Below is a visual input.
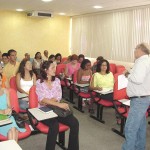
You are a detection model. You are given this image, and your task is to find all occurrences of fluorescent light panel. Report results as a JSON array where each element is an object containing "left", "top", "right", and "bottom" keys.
[
  {"left": 93, "top": 6, "right": 103, "bottom": 9},
  {"left": 16, "top": 9, "right": 24, "bottom": 11},
  {"left": 42, "top": 0, "right": 53, "bottom": 2},
  {"left": 59, "top": 12, "right": 66, "bottom": 15}
]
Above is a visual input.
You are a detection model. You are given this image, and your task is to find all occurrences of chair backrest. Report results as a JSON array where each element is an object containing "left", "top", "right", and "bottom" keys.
[
  {"left": 109, "top": 63, "right": 116, "bottom": 75},
  {"left": 9, "top": 88, "right": 19, "bottom": 113},
  {"left": 56, "top": 64, "right": 66, "bottom": 76},
  {"left": 72, "top": 70, "right": 78, "bottom": 83},
  {"left": 29, "top": 85, "right": 38, "bottom": 108},
  {"left": 61, "top": 57, "right": 68, "bottom": 63},
  {"left": 113, "top": 73, "right": 129, "bottom": 100},
  {"left": 10, "top": 76, "right": 17, "bottom": 91},
  {"left": 116, "top": 65, "right": 126, "bottom": 74}
]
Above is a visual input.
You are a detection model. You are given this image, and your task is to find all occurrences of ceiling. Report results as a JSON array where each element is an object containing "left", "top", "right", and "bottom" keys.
[{"left": 0, "top": 0, "right": 150, "bottom": 16}]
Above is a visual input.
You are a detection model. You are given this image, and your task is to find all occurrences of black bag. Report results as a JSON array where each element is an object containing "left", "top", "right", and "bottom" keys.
[
  {"left": 48, "top": 105, "right": 73, "bottom": 118},
  {"left": 12, "top": 110, "right": 25, "bottom": 128}
]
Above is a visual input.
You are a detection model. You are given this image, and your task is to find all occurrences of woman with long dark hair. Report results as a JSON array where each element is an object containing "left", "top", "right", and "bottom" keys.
[
  {"left": 90, "top": 59, "right": 114, "bottom": 101},
  {"left": 16, "top": 59, "right": 36, "bottom": 110},
  {"left": 36, "top": 61, "right": 79, "bottom": 150},
  {"left": 32, "top": 52, "right": 43, "bottom": 78}
]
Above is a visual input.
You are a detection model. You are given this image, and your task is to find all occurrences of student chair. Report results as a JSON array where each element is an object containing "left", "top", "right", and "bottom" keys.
[
  {"left": 72, "top": 70, "right": 91, "bottom": 113},
  {"left": 109, "top": 63, "right": 116, "bottom": 74},
  {"left": 28, "top": 85, "right": 69, "bottom": 148},
  {"left": 61, "top": 57, "right": 68, "bottom": 63},
  {"left": 0, "top": 88, "right": 31, "bottom": 141},
  {"left": 10, "top": 76, "right": 17, "bottom": 91},
  {"left": 56, "top": 64, "right": 67, "bottom": 98},
  {"left": 10, "top": 76, "right": 27, "bottom": 113},
  {"left": 116, "top": 65, "right": 126, "bottom": 73},
  {"left": 111, "top": 73, "right": 129, "bottom": 137}
]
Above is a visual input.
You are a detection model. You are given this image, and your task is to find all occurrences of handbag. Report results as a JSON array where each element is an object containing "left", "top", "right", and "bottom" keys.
[
  {"left": 48, "top": 105, "right": 73, "bottom": 118},
  {"left": 12, "top": 110, "right": 25, "bottom": 128}
]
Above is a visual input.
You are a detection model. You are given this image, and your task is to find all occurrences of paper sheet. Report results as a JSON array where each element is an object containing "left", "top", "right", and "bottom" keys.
[{"left": 118, "top": 75, "right": 128, "bottom": 90}]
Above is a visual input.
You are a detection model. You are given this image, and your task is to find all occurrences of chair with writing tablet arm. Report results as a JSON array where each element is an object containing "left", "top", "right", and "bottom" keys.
[
  {"left": 0, "top": 88, "right": 31, "bottom": 141},
  {"left": 10, "top": 76, "right": 27, "bottom": 113},
  {"left": 56, "top": 64, "right": 67, "bottom": 99},
  {"left": 28, "top": 85, "right": 69, "bottom": 148},
  {"left": 72, "top": 70, "right": 92, "bottom": 113}
]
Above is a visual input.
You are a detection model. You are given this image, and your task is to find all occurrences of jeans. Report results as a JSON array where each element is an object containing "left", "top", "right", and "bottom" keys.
[
  {"left": 19, "top": 99, "right": 29, "bottom": 110},
  {"left": 122, "top": 96, "right": 150, "bottom": 150}
]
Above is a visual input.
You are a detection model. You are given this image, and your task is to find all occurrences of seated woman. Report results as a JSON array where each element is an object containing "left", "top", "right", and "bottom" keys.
[
  {"left": 48, "top": 54, "right": 55, "bottom": 62},
  {"left": 32, "top": 52, "right": 43, "bottom": 78},
  {"left": 65, "top": 54, "right": 80, "bottom": 78},
  {"left": 0, "top": 73, "right": 25, "bottom": 142},
  {"left": 78, "top": 54, "right": 85, "bottom": 64},
  {"left": 16, "top": 59, "right": 36, "bottom": 110},
  {"left": 0, "top": 64, "right": 9, "bottom": 88},
  {"left": 77, "top": 59, "right": 92, "bottom": 84},
  {"left": 54, "top": 53, "right": 62, "bottom": 65},
  {"left": 90, "top": 59, "right": 114, "bottom": 101},
  {"left": 91, "top": 56, "right": 104, "bottom": 73},
  {"left": 36, "top": 61, "right": 79, "bottom": 150}
]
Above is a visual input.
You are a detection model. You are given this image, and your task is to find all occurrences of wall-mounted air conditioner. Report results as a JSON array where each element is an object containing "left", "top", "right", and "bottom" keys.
[{"left": 27, "top": 11, "right": 53, "bottom": 18}]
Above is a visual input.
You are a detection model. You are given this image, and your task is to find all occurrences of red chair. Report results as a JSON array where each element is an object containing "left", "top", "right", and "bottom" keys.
[
  {"left": 72, "top": 70, "right": 91, "bottom": 113},
  {"left": 10, "top": 76, "right": 17, "bottom": 91},
  {"left": 116, "top": 65, "right": 126, "bottom": 73},
  {"left": 10, "top": 77, "right": 28, "bottom": 113},
  {"left": 109, "top": 63, "right": 116, "bottom": 75},
  {"left": 28, "top": 86, "right": 69, "bottom": 147},
  {"left": 111, "top": 73, "right": 129, "bottom": 137},
  {"left": 61, "top": 57, "right": 68, "bottom": 63},
  {"left": 56, "top": 64, "right": 66, "bottom": 76},
  {"left": 56, "top": 64, "right": 67, "bottom": 98},
  {"left": 0, "top": 88, "right": 31, "bottom": 141},
  {"left": 90, "top": 91, "right": 115, "bottom": 123}
]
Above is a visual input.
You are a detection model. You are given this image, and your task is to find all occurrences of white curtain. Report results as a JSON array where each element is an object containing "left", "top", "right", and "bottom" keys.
[{"left": 71, "top": 6, "right": 150, "bottom": 62}]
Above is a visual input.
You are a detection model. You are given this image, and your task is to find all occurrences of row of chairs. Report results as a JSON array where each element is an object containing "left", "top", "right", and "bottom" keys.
[
  {"left": 56, "top": 63, "right": 149, "bottom": 138},
  {"left": 55, "top": 63, "right": 126, "bottom": 113}
]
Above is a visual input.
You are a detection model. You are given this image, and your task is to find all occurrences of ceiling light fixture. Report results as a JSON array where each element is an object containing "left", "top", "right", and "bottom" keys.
[
  {"left": 16, "top": 9, "right": 24, "bottom": 12},
  {"left": 93, "top": 6, "right": 103, "bottom": 9},
  {"left": 42, "top": 0, "right": 53, "bottom": 2},
  {"left": 59, "top": 13, "right": 66, "bottom": 15}
]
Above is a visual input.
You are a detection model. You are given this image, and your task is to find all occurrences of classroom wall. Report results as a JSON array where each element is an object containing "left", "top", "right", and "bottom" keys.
[{"left": 0, "top": 11, "right": 70, "bottom": 59}]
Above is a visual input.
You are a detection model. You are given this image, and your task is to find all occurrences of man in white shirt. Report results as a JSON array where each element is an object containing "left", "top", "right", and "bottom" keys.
[{"left": 122, "top": 43, "right": 150, "bottom": 150}]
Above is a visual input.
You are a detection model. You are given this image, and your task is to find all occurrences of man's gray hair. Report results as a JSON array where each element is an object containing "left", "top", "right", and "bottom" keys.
[{"left": 136, "top": 43, "right": 150, "bottom": 55}]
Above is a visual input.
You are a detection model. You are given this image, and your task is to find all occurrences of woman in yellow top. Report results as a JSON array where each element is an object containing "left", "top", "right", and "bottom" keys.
[{"left": 90, "top": 59, "right": 114, "bottom": 101}]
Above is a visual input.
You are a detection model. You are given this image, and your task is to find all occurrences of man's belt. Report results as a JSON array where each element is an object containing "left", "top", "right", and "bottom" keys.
[{"left": 130, "top": 95, "right": 150, "bottom": 99}]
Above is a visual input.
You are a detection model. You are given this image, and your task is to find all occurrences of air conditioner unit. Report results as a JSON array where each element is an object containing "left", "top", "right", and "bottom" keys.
[{"left": 27, "top": 11, "right": 52, "bottom": 18}]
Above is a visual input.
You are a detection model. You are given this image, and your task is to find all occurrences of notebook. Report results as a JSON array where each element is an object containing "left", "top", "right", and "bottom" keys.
[
  {"left": 38, "top": 106, "right": 53, "bottom": 113},
  {"left": 0, "top": 114, "right": 9, "bottom": 121}
]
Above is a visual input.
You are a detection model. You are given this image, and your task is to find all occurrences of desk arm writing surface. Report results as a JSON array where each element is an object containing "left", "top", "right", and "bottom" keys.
[
  {"left": 27, "top": 109, "right": 39, "bottom": 130},
  {"left": 113, "top": 100, "right": 129, "bottom": 116}
]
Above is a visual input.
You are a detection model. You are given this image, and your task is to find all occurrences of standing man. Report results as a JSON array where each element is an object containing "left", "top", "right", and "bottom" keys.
[
  {"left": 43, "top": 50, "right": 49, "bottom": 61},
  {"left": 3, "top": 49, "right": 20, "bottom": 81},
  {"left": 122, "top": 43, "right": 150, "bottom": 150}
]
